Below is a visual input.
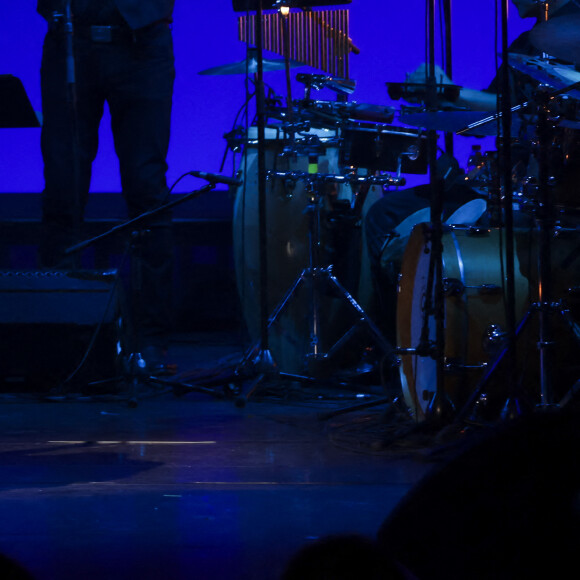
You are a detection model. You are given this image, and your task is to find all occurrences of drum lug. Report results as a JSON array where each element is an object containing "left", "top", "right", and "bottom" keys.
[{"left": 443, "top": 277, "right": 464, "bottom": 297}]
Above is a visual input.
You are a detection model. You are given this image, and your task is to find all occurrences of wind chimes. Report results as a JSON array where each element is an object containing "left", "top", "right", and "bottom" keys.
[{"left": 238, "top": 8, "right": 354, "bottom": 79}]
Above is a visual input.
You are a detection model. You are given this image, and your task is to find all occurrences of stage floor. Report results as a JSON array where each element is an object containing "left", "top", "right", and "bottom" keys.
[
  {"left": 1, "top": 331, "right": 578, "bottom": 579},
  {"left": 0, "top": 330, "right": 442, "bottom": 580}
]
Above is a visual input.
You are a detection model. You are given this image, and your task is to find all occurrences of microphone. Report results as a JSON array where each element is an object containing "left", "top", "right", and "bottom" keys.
[{"left": 189, "top": 171, "right": 243, "bottom": 187}]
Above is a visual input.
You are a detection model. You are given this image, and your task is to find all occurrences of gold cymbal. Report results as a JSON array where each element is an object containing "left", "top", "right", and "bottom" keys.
[{"left": 199, "top": 56, "right": 304, "bottom": 76}]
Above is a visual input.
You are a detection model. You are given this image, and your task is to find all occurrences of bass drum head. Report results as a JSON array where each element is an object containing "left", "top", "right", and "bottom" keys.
[
  {"left": 233, "top": 135, "right": 382, "bottom": 374},
  {"left": 396, "top": 223, "right": 580, "bottom": 421}
]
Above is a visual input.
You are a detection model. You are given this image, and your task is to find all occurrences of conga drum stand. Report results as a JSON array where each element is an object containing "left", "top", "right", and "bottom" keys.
[{"left": 235, "top": 170, "right": 401, "bottom": 406}]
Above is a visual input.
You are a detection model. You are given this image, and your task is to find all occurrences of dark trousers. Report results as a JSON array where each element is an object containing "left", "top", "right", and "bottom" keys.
[{"left": 39, "top": 22, "right": 175, "bottom": 348}]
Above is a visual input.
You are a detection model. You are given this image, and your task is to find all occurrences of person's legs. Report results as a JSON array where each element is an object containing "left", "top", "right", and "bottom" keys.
[
  {"left": 364, "top": 186, "right": 432, "bottom": 341},
  {"left": 39, "top": 33, "right": 104, "bottom": 269},
  {"left": 105, "top": 24, "right": 175, "bottom": 352}
]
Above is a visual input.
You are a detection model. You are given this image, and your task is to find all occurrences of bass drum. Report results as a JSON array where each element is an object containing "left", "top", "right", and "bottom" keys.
[
  {"left": 233, "top": 126, "right": 382, "bottom": 373},
  {"left": 397, "top": 223, "right": 580, "bottom": 421}
]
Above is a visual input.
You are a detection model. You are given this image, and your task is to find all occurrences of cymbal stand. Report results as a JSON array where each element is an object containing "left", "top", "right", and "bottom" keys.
[
  {"left": 275, "top": 171, "right": 399, "bottom": 357},
  {"left": 494, "top": 0, "right": 519, "bottom": 417},
  {"left": 453, "top": 88, "right": 580, "bottom": 426},
  {"left": 532, "top": 88, "right": 557, "bottom": 407},
  {"left": 416, "top": 0, "right": 453, "bottom": 424},
  {"left": 443, "top": 0, "right": 521, "bottom": 426},
  {"left": 236, "top": 171, "right": 401, "bottom": 404},
  {"left": 243, "top": 0, "right": 276, "bottom": 376}
]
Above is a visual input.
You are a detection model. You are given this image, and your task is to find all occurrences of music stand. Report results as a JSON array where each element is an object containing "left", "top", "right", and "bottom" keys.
[{"left": 0, "top": 75, "right": 41, "bottom": 128}]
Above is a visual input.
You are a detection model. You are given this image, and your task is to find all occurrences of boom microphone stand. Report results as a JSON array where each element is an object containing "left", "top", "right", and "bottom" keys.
[{"left": 65, "top": 171, "right": 242, "bottom": 407}]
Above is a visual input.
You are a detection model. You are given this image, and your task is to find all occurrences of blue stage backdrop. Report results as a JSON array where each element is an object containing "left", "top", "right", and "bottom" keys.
[{"left": 0, "top": 2, "right": 531, "bottom": 194}]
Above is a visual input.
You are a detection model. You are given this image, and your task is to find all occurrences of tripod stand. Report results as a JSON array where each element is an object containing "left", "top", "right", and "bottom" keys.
[
  {"left": 65, "top": 173, "right": 241, "bottom": 407},
  {"left": 451, "top": 86, "right": 580, "bottom": 425},
  {"left": 235, "top": 169, "right": 401, "bottom": 405}
]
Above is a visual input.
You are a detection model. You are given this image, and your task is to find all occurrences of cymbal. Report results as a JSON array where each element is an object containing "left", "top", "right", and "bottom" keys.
[
  {"left": 387, "top": 82, "right": 461, "bottom": 103},
  {"left": 199, "top": 56, "right": 304, "bottom": 76},
  {"left": 401, "top": 108, "right": 543, "bottom": 138},
  {"left": 338, "top": 102, "right": 396, "bottom": 124},
  {"left": 400, "top": 110, "right": 492, "bottom": 133},
  {"left": 507, "top": 53, "right": 580, "bottom": 100},
  {"left": 529, "top": 14, "right": 580, "bottom": 65},
  {"left": 295, "top": 100, "right": 396, "bottom": 125}
]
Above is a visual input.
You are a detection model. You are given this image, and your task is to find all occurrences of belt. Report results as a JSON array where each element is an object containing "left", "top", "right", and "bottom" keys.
[{"left": 76, "top": 24, "right": 133, "bottom": 43}]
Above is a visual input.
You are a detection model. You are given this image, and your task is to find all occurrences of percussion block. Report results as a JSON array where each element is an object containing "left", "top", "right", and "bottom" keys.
[
  {"left": 340, "top": 124, "right": 428, "bottom": 174},
  {"left": 0, "top": 270, "right": 123, "bottom": 391}
]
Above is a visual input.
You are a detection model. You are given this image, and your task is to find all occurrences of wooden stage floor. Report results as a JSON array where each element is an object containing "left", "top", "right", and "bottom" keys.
[{"left": 0, "top": 331, "right": 578, "bottom": 580}]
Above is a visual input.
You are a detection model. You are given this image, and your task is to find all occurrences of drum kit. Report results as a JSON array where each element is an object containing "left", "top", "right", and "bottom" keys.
[{"left": 201, "top": 6, "right": 580, "bottom": 423}]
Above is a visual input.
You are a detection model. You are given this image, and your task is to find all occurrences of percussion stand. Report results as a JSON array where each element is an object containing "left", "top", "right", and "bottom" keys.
[
  {"left": 440, "top": 0, "right": 523, "bottom": 429},
  {"left": 524, "top": 77, "right": 580, "bottom": 408},
  {"left": 254, "top": 170, "right": 400, "bottom": 379}
]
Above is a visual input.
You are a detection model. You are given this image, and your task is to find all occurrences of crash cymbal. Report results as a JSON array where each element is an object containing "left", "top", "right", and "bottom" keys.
[
  {"left": 387, "top": 82, "right": 462, "bottom": 103},
  {"left": 339, "top": 102, "right": 396, "bottom": 124},
  {"left": 199, "top": 56, "right": 304, "bottom": 76},
  {"left": 529, "top": 14, "right": 580, "bottom": 66},
  {"left": 507, "top": 53, "right": 580, "bottom": 100},
  {"left": 294, "top": 100, "right": 396, "bottom": 125},
  {"left": 400, "top": 110, "right": 492, "bottom": 132}
]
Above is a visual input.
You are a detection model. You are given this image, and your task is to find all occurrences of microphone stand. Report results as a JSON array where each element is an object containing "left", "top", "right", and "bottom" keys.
[
  {"left": 65, "top": 173, "right": 240, "bottom": 407},
  {"left": 442, "top": 0, "right": 454, "bottom": 157}
]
